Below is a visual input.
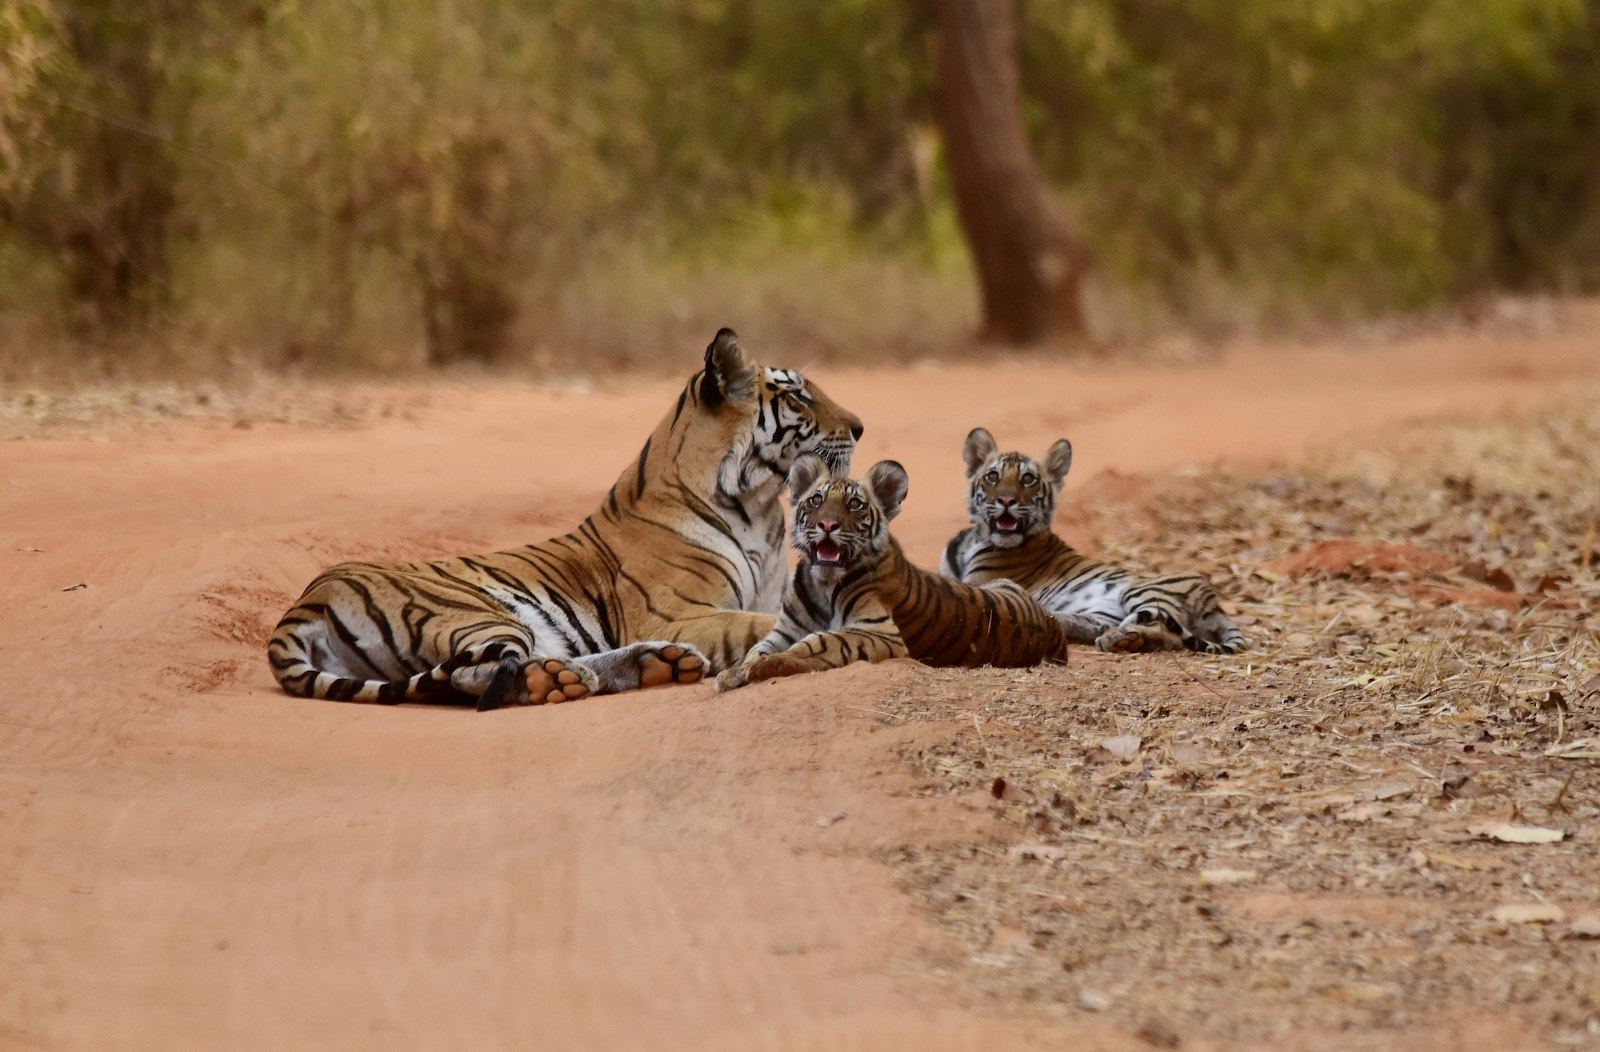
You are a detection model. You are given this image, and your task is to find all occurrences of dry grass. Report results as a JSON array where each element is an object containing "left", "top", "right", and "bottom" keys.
[
  {"left": 0, "top": 379, "right": 445, "bottom": 440},
  {"left": 869, "top": 398, "right": 1600, "bottom": 1048}
]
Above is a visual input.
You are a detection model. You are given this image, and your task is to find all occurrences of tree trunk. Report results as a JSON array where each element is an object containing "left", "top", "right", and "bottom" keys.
[{"left": 933, "top": 0, "right": 1090, "bottom": 345}]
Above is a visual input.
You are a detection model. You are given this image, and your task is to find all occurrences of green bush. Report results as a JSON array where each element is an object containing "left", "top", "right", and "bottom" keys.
[{"left": 2, "top": 0, "right": 1597, "bottom": 373}]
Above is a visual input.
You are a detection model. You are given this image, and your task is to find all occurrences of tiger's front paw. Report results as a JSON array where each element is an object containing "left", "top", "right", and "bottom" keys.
[
  {"left": 638, "top": 643, "right": 707, "bottom": 688},
  {"left": 713, "top": 665, "right": 751, "bottom": 693}
]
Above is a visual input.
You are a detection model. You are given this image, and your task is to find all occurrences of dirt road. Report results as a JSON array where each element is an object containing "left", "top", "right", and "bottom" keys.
[{"left": 3, "top": 318, "right": 1596, "bottom": 1050}]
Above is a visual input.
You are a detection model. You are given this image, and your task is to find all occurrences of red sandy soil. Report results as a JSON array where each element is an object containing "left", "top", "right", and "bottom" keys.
[{"left": 2, "top": 319, "right": 1597, "bottom": 1051}]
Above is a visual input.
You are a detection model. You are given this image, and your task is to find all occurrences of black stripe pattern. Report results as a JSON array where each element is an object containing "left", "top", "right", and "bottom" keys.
[
  {"left": 715, "top": 457, "right": 1066, "bottom": 692},
  {"left": 266, "top": 330, "right": 864, "bottom": 707},
  {"left": 938, "top": 429, "right": 1246, "bottom": 655}
]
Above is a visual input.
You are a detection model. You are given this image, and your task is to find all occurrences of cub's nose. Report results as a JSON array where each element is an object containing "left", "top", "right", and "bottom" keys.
[
  {"left": 998, "top": 496, "right": 1018, "bottom": 508},
  {"left": 818, "top": 519, "right": 840, "bottom": 533},
  {"left": 849, "top": 421, "right": 864, "bottom": 441}
]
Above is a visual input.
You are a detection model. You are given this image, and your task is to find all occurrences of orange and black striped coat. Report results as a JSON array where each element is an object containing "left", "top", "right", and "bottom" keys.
[{"left": 715, "top": 456, "right": 1066, "bottom": 691}]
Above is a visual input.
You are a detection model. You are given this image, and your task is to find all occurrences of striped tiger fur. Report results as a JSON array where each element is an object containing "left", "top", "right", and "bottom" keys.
[
  {"left": 714, "top": 454, "right": 1067, "bottom": 692},
  {"left": 268, "top": 329, "right": 863, "bottom": 710},
  {"left": 940, "top": 428, "right": 1245, "bottom": 654}
]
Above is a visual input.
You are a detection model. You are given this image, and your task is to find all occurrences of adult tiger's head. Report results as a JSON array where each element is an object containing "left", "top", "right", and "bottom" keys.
[
  {"left": 687, "top": 328, "right": 862, "bottom": 498},
  {"left": 786, "top": 454, "right": 908, "bottom": 583},
  {"left": 961, "top": 427, "right": 1073, "bottom": 548}
]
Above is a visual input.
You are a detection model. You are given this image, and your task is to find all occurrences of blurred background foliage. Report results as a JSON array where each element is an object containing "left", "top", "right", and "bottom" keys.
[{"left": 1, "top": 0, "right": 1597, "bottom": 377}]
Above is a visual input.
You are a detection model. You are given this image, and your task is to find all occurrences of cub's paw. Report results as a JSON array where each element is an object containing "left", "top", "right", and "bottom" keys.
[
  {"left": 637, "top": 643, "right": 707, "bottom": 689},
  {"left": 524, "top": 657, "right": 599, "bottom": 705},
  {"left": 713, "top": 664, "right": 752, "bottom": 694},
  {"left": 1095, "top": 626, "right": 1152, "bottom": 654},
  {"left": 715, "top": 654, "right": 813, "bottom": 693}
]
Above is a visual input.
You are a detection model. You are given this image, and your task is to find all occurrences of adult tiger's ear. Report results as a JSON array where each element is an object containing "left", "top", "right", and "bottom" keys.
[
  {"left": 787, "top": 453, "right": 829, "bottom": 503},
  {"left": 962, "top": 427, "right": 997, "bottom": 477},
  {"left": 1044, "top": 438, "right": 1073, "bottom": 488},
  {"left": 700, "top": 328, "right": 759, "bottom": 409},
  {"left": 865, "top": 460, "right": 910, "bottom": 521}
]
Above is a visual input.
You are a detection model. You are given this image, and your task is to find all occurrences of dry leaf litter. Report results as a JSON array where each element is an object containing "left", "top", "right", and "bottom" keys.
[{"left": 871, "top": 397, "right": 1600, "bottom": 1048}]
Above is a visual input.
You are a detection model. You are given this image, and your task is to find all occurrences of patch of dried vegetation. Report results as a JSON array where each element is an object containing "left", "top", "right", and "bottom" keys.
[
  {"left": 875, "top": 398, "right": 1600, "bottom": 1048},
  {"left": 0, "top": 381, "right": 436, "bottom": 440}
]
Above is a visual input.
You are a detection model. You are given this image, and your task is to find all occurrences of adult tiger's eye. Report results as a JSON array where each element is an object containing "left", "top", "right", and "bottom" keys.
[
  {"left": 984, "top": 470, "right": 1000, "bottom": 484},
  {"left": 1021, "top": 473, "right": 1038, "bottom": 487}
]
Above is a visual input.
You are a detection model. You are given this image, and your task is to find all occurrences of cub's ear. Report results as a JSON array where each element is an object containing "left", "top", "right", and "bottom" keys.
[
  {"left": 1044, "top": 438, "right": 1073, "bottom": 488},
  {"left": 865, "top": 460, "right": 910, "bottom": 520},
  {"left": 700, "top": 328, "right": 759, "bottom": 409},
  {"left": 962, "top": 427, "right": 997, "bottom": 477},
  {"left": 787, "top": 453, "right": 829, "bottom": 503}
]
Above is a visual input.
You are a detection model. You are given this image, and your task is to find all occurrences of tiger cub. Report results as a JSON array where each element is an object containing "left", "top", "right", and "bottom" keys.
[
  {"left": 714, "top": 455, "right": 1066, "bottom": 692},
  {"left": 940, "top": 428, "right": 1245, "bottom": 654}
]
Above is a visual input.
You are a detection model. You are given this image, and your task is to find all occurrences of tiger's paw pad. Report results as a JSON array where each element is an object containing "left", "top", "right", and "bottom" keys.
[
  {"left": 638, "top": 644, "right": 707, "bottom": 688},
  {"left": 1096, "top": 627, "right": 1152, "bottom": 654},
  {"left": 525, "top": 658, "right": 596, "bottom": 704}
]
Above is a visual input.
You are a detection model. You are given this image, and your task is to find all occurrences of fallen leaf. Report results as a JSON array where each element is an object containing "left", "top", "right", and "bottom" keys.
[
  {"left": 1100, "top": 735, "right": 1142, "bottom": 761},
  {"left": 1544, "top": 739, "right": 1600, "bottom": 760},
  {"left": 1489, "top": 903, "right": 1566, "bottom": 925},
  {"left": 61, "top": 582, "right": 89, "bottom": 592},
  {"left": 815, "top": 810, "right": 847, "bottom": 828},
  {"left": 1077, "top": 988, "right": 1110, "bottom": 1012},
  {"left": 990, "top": 777, "right": 1029, "bottom": 802},
  {"left": 1560, "top": 914, "right": 1600, "bottom": 939},
  {"left": 1134, "top": 1018, "right": 1181, "bottom": 1048},
  {"left": 1009, "top": 843, "right": 1070, "bottom": 862},
  {"left": 1199, "top": 868, "right": 1258, "bottom": 886},
  {"left": 1170, "top": 744, "right": 1220, "bottom": 770},
  {"left": 1468, "top": 822, "right": 1565, "bottom": 844},
  {"left": 1337, "top": 802, "right": 1391, "bottom": 823},
  {"left": 1331, "top": 982, "right": 1395, "bottom": 1003},
  {"left": 989, "top": 924, "right": 1033, "bottom": 952},
  {"left": 1424, "top": 851, "right": 1497, "bottom": 871},
  {"left": 1480, "top": 566, "right": 1518, "bottom": 592},
  {"left": 1579, "top": 673, "right": 1600, "bottom": 695},
  {"left": 1370, "top": 783, "right": 1413, "bottom": 801}
]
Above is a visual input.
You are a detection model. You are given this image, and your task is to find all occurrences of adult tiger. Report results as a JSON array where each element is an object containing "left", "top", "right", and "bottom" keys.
[
  {"left": 715, "top": 454, "right": 1066, "bottom": 692},
  {"left": 268, "top": 329, "right": 863, "bottom": 710},
  {"left": 940, "top": 428, "right": 1245, "bottom": 654}
]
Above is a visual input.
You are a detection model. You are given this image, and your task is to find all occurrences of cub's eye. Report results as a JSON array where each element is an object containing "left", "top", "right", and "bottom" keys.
[
  {"left": 983, "top": 470, "right": 1000, "bottom": 484},
  {"left": 807, "top": 492, "right": 825, "bottom": 508},
  {"left": 1021, "top": 473, "right": 1038, "bottom": 487},
  {"left": 846, "top": 497, "right": 866, "bottom": 512}
]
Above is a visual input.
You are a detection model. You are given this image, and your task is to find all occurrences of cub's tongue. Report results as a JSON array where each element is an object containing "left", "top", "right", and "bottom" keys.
[
  {"left": 814, "top": 537, "right": 844, "bottom": 564},
  {"left": 995, "top": 511, "right": 1019, "bottom": 532}
]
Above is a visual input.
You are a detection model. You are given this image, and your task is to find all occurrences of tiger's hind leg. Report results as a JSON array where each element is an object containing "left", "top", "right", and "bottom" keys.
[
  {"left": 567, "top": 641, "right": 708, "bottom": 696},
  {"left": 1057, "top": 611, "right": 1119, "bottom": 645},
  {"left": 450, "top": 648, "right": 599, "bottom": 711},
  {"left": 1104, "top": 573, "right": 1229, "bottom": 654},
  {"left": 520, "top": 657, "right": 601, "bottom": 707},
  {"left": 1189, "top": 606, "right": 1246, "bottom": 653},
  {"left": 1095, "top": 608, "right": 1189, "bottom": 653}
]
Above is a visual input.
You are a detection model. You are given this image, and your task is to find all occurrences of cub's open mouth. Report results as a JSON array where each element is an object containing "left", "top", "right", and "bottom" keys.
[
  {"left": 812, "top": 537, "right": 846, "bottom": 565},
  {"left": 994, "top": 510, "right": 1020, "bottom": 533}
]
